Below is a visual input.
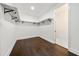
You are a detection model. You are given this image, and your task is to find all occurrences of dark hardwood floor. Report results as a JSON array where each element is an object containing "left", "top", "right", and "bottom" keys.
[{"left": 10, "top": 37, "right": 77, "bottom": 56}]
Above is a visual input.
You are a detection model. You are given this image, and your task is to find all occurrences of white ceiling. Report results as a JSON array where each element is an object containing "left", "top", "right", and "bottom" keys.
[
  {"left": 5, "top": 3, "right": 64, "bottom": 22},
  {"left": 7, "top": 3, "right": 58, "bottom": 17}
]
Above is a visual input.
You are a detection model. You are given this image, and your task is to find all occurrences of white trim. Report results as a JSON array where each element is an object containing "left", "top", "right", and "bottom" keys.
[
  {"left": 40, "top": 36, "right": 55, "bottom": 44},
  {"left": 69, "top": 48, "right": 79, "bottom": 55},
  {"left": 16, "top": 36, "right": 39, "bottom": 40},
  {"left": 56, "top": 38, "right": 68, "bottom": 49}
]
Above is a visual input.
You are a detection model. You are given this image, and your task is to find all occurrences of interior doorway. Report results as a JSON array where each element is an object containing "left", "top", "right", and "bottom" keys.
[{"left": 54, "top": 4, "right": 68, "bottom": 49}]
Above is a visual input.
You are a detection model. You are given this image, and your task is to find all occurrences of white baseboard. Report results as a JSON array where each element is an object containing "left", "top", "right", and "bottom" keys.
[
  {"left": 40, "top": 36, "right": 55, "bottom": 44},
  {"left": 16, "top": 36, "right": 40, "bottom": 40},
  {"left": 69, "top": 48, "right": 79, "bottom": 55},
  {"left": 56, "top": 38, "right": 68, "bottom": 49},
  {"left": 16, "top": 36, "right": 39, "bottom": 40},
  {"left": 56, "top": 41, "right": 68, "bottom": 49}
]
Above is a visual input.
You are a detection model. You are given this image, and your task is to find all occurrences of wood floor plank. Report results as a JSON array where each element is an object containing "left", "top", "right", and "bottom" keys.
[{"left": 10, "top": 37, "right": 77, "bottom": 56}]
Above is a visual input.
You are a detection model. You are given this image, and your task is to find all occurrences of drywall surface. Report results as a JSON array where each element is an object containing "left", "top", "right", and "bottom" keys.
[
  {"left": 38, "top": 10, "right": 55, "bottom": 43},
  {"left": 38, "top": 9, "right": 54, "bottom": 21},
  {"left": 0, "top": 14, "right": 39, "bottom": 56},
  {"left": 0, "top": 4, "right": 16, "bottom": 56},
  {"left": 39, "top": 24, "right": 55, "bottom": 43},
  {"left": 15, "top": 25, "right": 39, "bottom": 40},
  {"left": 0, "top": 20, "right": 16, "bottom": 56},
  {"left": 69, "top": 3, "right": 79, "bottom": 55},
  {"left": 0, "top": 4, "right": 3, "bottom": 56},
  {"left": 54, "top": 4, "right": 68, "bottom": 48}
]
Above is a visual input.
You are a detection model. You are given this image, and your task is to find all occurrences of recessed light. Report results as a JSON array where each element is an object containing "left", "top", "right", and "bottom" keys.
[{"left": 30, "top": 6, "right": 35, "bottom": 10}]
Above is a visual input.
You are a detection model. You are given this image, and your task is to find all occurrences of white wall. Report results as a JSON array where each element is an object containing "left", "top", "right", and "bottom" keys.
[
  {"left": 19, "top": 14, "right": 38, "bottom": 22},
  {"left": 15, "top": 25, "right": 39, "bottom": 40},
  {"left": 53, "top": 4, "right": 68, "bottom": 48},
  {"left": 0, "top": 4, "right": 16, "bottom": 56},
  {"left": 38, "top": 9, "right": 54, "bottom": 21},
  {"left": 0, "top": 20, "right": 16, "bottom": 56},
  {"left": 38, "top": 10, "right": 55, "bottom": 43},
  {"left": 69, "top": 3, "right": 79, "bottom": 55},
  {"left": 39, "top": 24, "right": 55, "bottom": 43},
  {"left": 0, "top": 4, "right": 3, "bottom": 56}
]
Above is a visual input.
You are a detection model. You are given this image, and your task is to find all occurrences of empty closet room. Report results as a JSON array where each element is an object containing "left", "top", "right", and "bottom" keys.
[{"left": 0, "top": 3, "right": 79, "bottom": 56}]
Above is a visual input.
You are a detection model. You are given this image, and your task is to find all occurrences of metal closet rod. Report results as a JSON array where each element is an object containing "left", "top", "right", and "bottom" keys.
[{"left": 19, "top": 18, "right": 52, "bottom": 25}]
